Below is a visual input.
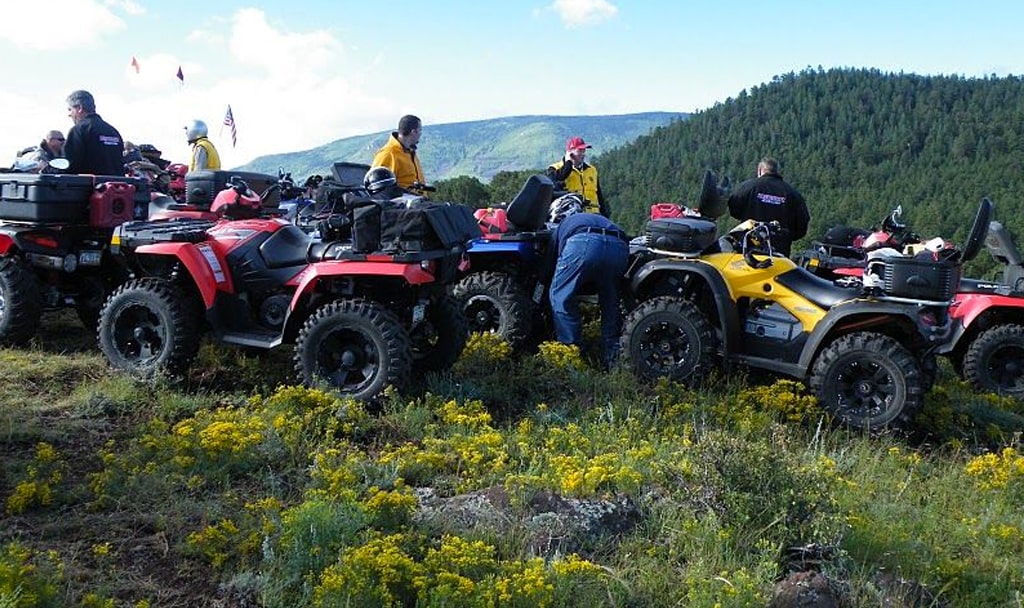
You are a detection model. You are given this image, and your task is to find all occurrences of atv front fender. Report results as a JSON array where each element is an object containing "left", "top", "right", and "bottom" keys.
[{"left": 133, "top": 241, "right": 228, "bottom": 308}]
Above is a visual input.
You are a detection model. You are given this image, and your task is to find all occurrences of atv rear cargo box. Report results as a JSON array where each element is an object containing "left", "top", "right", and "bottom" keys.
[
  {"left": 877, "top": 257, "right": 960, "bottom": 301},
  {"left": 645, "top": 217, "right": 717, "bottom": 254},
  {"left": 185, "top": 170, "right": 279, "bottom": 209},
  {"left": 0, "top": 174, "right": 94, "bottom": 222}
]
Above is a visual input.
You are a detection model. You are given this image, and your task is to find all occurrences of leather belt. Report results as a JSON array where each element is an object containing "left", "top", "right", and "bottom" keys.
[{"left": 577, "top": 226, "right": 626, "bottom": 240}]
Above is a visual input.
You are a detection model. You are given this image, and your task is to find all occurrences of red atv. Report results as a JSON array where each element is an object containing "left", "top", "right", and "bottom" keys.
[
  {"left": 0, "top": 160, "right": 149, "bottom": 345},
  {"left": 97, "top": 177, "right": 474, "bottom": 401},
  {"left": 796, "top": 200, "right": 1024, "bottom": 396}
]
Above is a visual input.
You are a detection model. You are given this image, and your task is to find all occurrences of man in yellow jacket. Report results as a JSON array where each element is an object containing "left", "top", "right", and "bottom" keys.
[
  {"left": 546, "top": 136, "right": 608, "bottom": 217},
  {"left": 372, "top": 115, "right": 426, "bottom": 195}
]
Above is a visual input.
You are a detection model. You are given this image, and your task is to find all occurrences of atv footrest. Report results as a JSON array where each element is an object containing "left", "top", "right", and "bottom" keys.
[{"left": 218, "top": 329, "right": 283, "bottom": 349}]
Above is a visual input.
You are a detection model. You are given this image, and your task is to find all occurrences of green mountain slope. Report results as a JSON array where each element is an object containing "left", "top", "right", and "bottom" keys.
[
  {"left": 236, "top": 112, "right": 685, "bottom": 182},
  {"left": 598, "top": 68, "right": 1024, "bottom": 277}
]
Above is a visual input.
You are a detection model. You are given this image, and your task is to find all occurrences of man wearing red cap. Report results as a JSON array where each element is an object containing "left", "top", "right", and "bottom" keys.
[{"left": 546, "top": 136, "right": 609, "bottom": 217}]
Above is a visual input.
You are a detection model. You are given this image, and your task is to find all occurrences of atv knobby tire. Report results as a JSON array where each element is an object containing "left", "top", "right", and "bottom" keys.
[
  {"left": 294, "top": 298, "right": 412, "bottom": 402},
  {"left": 98, "top": 278, "right": 201, "bottom": 377},
  {"left": 962, "top": 323, "right": 1024, "bottom": 397},
  {"left": 809, "top": 332, "right": 923, "bottom": 430},
  {"left": 0, "top": 255, "right": 42, "bottom": 346},
  {"left": 410, "top": 294, "right": 469, "bottom": 374},
  {"left": 621, "top": 296, "right": 718, "bottom": 384},
  {"left": 452, "top": 271, "right": 532, "bottom": 350}
]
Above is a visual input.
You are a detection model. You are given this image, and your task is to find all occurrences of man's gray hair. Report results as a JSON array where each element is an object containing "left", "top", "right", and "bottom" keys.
[{"left": 66, "top": 90, "right": 96, "bottom": 113}]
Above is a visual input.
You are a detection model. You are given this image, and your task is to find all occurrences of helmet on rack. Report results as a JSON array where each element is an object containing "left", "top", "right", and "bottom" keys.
[
  {"left": 548, "top": 193, "right": 584, "bottom": 224},
  {"left": 364, "top": 166, "right": 397, "bottom": 195},
  {"left": 185, "top": 120, "right": 208, "bottom": 143}
]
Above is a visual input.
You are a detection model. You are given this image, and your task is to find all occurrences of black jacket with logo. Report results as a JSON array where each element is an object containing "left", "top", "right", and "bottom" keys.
[
  {"left": 727, "top": 173, "right": 809, "bottom": 256},
  {"left": 65, "top": 113, "right": 125, "bottom": 175}
]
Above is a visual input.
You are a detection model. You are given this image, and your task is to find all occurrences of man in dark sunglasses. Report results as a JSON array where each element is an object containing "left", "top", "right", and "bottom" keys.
[{"left": 18, "top": 130, "right": 66, "bottom": 173}]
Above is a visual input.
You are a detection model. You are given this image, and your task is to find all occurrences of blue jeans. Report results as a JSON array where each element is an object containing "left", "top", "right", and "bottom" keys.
[{"left": 549, "top": 234, "right": 630, "bottom": 362}]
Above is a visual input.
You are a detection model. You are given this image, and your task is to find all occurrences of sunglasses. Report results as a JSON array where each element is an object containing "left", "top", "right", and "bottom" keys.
[{"left": 50, "top": 137, "right": 64, "bottom": 141}]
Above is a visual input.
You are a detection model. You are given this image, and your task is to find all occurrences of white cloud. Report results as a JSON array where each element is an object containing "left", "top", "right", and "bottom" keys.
[
  {"left": 548, "top": 0, "right": 618, "bottom": 28},
  {"left": 0, "top": 0, "right": 125, "bottom": 50}
]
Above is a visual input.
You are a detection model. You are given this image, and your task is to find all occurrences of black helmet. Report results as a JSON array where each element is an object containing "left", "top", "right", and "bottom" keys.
[{"left": 364, "top": 166, "right": 397, "bottom": 195}]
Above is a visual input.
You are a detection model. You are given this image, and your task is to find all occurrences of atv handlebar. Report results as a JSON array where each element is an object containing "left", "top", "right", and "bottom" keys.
[
  {"left": 410, "top": 181, "right": 436, "bottom": 193},
  {"left": 742, "top": 221, "right": 777, "bottom": 270}
]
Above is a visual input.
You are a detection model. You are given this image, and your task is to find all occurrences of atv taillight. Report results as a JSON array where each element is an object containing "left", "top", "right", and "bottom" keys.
[
  {"left": 919, "top": 311, "right": 938, "bottom": 327},
  {"left": 25, "top": 234, "right": 59, "bottom": 249}
]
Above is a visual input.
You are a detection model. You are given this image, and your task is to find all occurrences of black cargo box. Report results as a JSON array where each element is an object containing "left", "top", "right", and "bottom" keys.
[
  {"left": 0, "top": 174, "right": 94, "bottom": 222},
  {"left": 185, "top": 170, "right": 279, "bottom": 208},
  {"left": 645, "top": 217, "right": 718, "bottom": 254},
  {"left": 877, "top": 256, "right": 960, "bottom": 301}
]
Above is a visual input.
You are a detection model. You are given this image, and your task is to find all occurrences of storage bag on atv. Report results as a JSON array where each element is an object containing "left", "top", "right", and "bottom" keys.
[
  {"left": 645, "top": 217, "right": 718, "bottom": 254},
  {"left": 380, "top": 202, "right": 479, "bottom": 253},
  {"left": 185, "top": 170, "right": 280, "bottom": 208}
]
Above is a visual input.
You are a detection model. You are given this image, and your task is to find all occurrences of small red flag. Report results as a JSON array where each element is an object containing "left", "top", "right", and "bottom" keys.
[
  {"left": 130, "top": 56, "right": 140, "bottom": 74},
  {"left": 176, "top": 66, "right": 184, "bottom": 84}
]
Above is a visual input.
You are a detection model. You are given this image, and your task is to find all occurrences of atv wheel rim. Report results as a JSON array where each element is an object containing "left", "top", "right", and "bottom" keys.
[
  {"left": 638, "top": 319, "right": 694, "bottom": 378},
  {"left": 986, "top": 343, "right": 1024, "bottom": 392},
  {"left": 464, "top": 295, "right": 501, "bottom": 333},
  {"left": 315, "top": 327, "right": 379, "bottom": 393},
  {"left": 834, "top": 360, "right": 896, "bottom": 418},
  {"left": 112, "top": 303, "right": 167, "bottom": 365}
]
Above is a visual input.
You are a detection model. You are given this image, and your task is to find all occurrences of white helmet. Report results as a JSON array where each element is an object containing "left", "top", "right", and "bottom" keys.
[
  {"left": 549, "top": 193, "right": 584, "bottom": 224},
  {"left": 185, "top": 119, "right": 208, "bottom": 143}
]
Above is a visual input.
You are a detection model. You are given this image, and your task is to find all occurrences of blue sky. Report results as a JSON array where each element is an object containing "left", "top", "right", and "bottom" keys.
[{"left": 4, "top": 0, "right": 1024, "bottom": 168}]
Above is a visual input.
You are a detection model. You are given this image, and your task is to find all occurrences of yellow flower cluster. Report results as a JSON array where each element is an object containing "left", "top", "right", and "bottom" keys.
[
  {"left": 965, "top": 447, "right": 1024, "bottom": 490},
  {"left": 186, "top": 519, "right": 241, "bottom": 570},
  {"left": 5, "top": 442, "right": 64, "bottom": 515},
  {"left": 311, "top": 531, "right": 606, "bottom": 607},
  {"left": 536, "top": 341, "right": 586, "bottom": 371}
]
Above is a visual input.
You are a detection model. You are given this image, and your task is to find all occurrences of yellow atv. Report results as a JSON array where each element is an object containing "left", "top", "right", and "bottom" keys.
[{"left": 621, "top": 183, "right": 990, "bottom": 430}]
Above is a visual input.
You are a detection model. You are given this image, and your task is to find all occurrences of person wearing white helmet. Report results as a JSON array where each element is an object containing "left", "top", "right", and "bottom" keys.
[
  {"left": 185, "top": 119, "right": 221, "bottom": 171},
  {"left": 540, "top": 193, "right": 630, "bottom": 368}
]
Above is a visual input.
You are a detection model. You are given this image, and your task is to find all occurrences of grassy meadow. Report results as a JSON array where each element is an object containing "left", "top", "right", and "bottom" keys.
[{"left": 1, "top": 311, "right": 1023, "bottom": 607}]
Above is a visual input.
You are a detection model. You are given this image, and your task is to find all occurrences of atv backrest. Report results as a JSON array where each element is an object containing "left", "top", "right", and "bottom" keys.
[
  {"left": 986, "top": 220, "right": 1024, "bottom": 267},
  {"left": 332, "top": 162, "right": 371, "bottom": 187},
  {"left": 505, "top": 174, "right": 554, "bottom": 231},
  {"left": 960, "top": 197, "right": 993, "bottom": 263}
]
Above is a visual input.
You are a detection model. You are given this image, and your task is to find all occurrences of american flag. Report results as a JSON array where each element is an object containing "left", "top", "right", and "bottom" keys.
[{"left": 223, "top": 105, "right": 237, "bottom": 148}]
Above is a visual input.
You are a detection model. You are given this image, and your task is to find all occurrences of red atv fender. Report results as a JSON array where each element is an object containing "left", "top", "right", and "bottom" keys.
[
  {"left": 951, "top": 292, "right": 1024, "bottom": 328},
  {"left": 132, "top": 240, "right": 233, "bottom": 307},
  {"left": 285, "top": 258, "right": 437, "bottom": 312}
]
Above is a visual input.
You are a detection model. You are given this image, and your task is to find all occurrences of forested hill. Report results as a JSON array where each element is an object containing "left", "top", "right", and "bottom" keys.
[{"left": 600, "top": 67, "right": 1024, "bottom": 274}]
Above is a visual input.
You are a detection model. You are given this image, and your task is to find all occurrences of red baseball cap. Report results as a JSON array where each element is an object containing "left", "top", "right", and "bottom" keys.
[{"left": 565, "top": 136, "right": 592, "bottom": 152}]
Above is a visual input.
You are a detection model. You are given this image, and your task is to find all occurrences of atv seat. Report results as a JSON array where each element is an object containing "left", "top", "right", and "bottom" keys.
[
  {"left": 505, "top": 174, "right": 554, "bottom": 232},
  {"left": 775, "top": 266, "right": 862, "bottom": 310},
  {"left": 259, "top": 223, "right": 314, "bottom": 268}
]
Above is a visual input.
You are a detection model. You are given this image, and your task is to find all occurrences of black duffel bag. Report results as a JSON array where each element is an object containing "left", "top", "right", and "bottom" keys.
[{"left": 380, "top": 202, "right": 478, "bottom": 253}]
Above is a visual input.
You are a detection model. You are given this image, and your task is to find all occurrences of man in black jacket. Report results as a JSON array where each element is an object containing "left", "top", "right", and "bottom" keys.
[
  {"left": 727, "top": 157, "right": 809, "bottom": 256},
  {"left": 64, "top": 90, "right": 125, "bottom": 175}
]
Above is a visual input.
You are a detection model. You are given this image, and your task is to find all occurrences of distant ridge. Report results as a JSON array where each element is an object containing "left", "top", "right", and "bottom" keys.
[{"left": 236, "top": 112, "right": 686, "bottom": 182}]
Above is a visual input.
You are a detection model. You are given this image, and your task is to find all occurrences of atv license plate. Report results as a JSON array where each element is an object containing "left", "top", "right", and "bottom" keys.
[{"left": 413, "top": 302, "right": 426, "bottom": 325}]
